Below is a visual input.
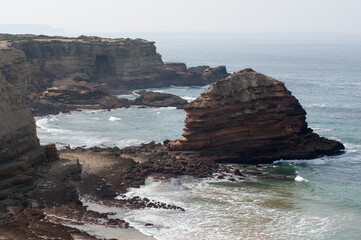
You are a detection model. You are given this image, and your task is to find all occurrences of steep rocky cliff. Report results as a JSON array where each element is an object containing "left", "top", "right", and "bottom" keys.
[
  {"left": 169, "top": 69, "right": 344, "bottom": 163},
  {"left": 0, "top": 47, "right": 30, "bottom": 94},
  {"left": 0, "top": 76, "right": 57, "bottom": 206},
  {"left": 10, "top": 38, "right": 165, "bottom": 92},
  {"left": 0, "top": 35, "right": 228, "bottom": 115}
]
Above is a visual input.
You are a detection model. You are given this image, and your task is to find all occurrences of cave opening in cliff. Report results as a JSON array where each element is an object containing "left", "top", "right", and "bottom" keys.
[{"left": 95, "top": 55, "right": 113, "bottom": 76}]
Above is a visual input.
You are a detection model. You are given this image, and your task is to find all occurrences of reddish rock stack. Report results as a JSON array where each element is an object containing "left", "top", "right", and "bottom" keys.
[{"left": 169, "top": 69, "right": 344, "bottom": 163}]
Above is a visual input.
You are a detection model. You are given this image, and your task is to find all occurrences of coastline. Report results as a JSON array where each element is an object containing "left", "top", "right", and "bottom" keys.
[{"left": 1, "top": 32, "right": 359, "bottom": 239}]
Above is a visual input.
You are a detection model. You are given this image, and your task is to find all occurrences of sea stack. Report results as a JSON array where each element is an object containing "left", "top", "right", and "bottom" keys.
[{"left": 169, "top": 68, "right": 344, "bottom": 163}]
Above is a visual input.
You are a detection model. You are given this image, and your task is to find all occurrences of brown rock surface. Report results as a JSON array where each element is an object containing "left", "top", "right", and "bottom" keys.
[
  {"left": 0, "top": 47, "right": 30, "bottom": 94},
  {"left": 202, "top": 65, "right": 229, "bottom": 83},
  {"left": 0, "top": 76, "right": 59, "bottom": 208},
  {"left": 169, "top": 69, "right": 344, "bottom": 163},
  {"left": 0, "top": 35, "right": 229, "bottom": 115},
  {"left": 132, "top": 90, "right": 188, "bottom": 108}
]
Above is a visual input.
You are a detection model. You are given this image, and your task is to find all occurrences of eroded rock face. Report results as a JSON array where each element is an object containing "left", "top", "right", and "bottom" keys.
[
  {"left": 0, "top": 76, "right": 58, "bottom": 206},
  {"left": 169, "top": 69, "right": 344, "bottom": 163},
  {"left": 0, "top": 76, "right": 39, "bottom": 161},
  {"left": 0, "top": 47, "right": 30, "bottom": 94},
  {"left": 10, "top": 38, "right": 164, "bottom": 92},
  {"left": 0, "top": 35, "right": 229, "bottom": 115}
]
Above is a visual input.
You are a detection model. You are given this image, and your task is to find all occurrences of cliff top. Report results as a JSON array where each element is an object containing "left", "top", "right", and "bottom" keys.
[{"left": 0, "top": 33, "right": 151, "bottom": 47}]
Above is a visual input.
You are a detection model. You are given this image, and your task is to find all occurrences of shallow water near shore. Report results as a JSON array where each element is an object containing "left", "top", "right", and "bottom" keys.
[{"left": 36, "top": 33, "right": 361, "bottom": 239}]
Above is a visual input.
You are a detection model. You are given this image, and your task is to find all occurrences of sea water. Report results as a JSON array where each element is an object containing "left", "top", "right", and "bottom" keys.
[{"left": 35, "top": 33, "right": 361, "bottom": 240}]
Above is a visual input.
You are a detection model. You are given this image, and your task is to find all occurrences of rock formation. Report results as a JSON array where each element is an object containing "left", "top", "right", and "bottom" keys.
[
  {"left": 0, "top": 75, "right": 58, "bottom": 207},
  {"left": 10, "top": 37, "right": 164, "bottom": 92},
  {"left": 0, "top": 34, "right": 229, "bottom": 115},
  {"left": 169, "top": 69, "right": 344, "bottom": 163},
  {"left": 0, "top": 47, "right": 30, "bottom": 94},
  {"left": 132, "top": 90, "right": 188, "bottom": 108}
]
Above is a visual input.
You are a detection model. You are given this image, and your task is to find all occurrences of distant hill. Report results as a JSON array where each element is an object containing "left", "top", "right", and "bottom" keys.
[{"left": 0, "top": 24, "right": 67, "bottom": 36}]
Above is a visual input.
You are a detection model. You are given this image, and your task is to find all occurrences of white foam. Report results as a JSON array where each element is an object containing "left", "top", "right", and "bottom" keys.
[
  {"left": 109, "top": 116, "right": 122, "bottom": 121},
  {"left": 117, "top": 91, "right": 140, "bottom": 100},
  {"left": 295, "top": 175, "right": 307, "bottom": 182},
  {"left": 305, "top": 103, "right": 327, "bottom": 108},
  {"left": 182, "top": 96, "right": 196, "bottom": 102},
  {"left": 36, "top": 117, "right": 70, "bottom": 135},
  {"left": 119, "top": 176, "right": 335, "bottom": 240}
]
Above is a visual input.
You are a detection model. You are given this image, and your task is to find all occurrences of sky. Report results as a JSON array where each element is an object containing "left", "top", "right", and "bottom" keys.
[{"left": 0, "top": 0, "right": 361, "bottom": 35}]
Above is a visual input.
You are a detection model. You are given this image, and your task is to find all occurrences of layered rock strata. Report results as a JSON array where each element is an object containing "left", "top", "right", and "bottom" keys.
[
  {"left": 10, "top": 38, "right": 164, "bottom": 92},
  {"left": 0, "top": 76, "right": 58, "bottom": 206},
  {"left": 169, "top": 69, "right": 344, "bottom": 163},
  {"left": 0, "top": 34, "right": 229, "bottom": 115}
]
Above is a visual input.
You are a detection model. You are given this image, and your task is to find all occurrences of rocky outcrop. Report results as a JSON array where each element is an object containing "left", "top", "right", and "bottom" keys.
[
  {"left": 161, "top": 63, "right": 229, "bottom": 87},
  {"left": 30, "top": 84, "right": 131, "bottom": 116},
  {"left": 188, "top": 65, "right": 210, "bottom": 74},
  {"left": 202, "top": 66, "right": 228, "bottom": 83},
  {"left": 169, "top": 69, "right": 344, "bottom": 163},
  {"left": 0, "top": 35, "right": 229, "bottom": 115},
  {"left": 131, "top": 90, "right": 188, "bottom": 108},
  {"left": 0, "top": 76, "right": 58, "bottom": 207}
]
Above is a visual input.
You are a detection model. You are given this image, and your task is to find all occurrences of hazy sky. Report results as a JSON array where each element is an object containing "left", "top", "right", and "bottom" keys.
[{"left": 1, "top": 0, "right": 361, "bottom": 34}]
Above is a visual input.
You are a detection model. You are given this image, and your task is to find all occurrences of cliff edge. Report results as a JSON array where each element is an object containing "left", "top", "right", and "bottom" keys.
[
  {"left": 169, "top": 69, "right": 344, "bottom": 163},
  {"left": 0, "top": 34, "right": 228, "bottom": 115}
]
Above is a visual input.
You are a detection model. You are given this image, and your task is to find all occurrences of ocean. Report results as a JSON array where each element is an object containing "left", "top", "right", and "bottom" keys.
[{"left": 35, "top": 33, "right": 361, "bottom": 240}]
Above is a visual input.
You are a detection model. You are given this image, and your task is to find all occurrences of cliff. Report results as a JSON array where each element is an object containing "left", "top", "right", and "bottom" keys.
[
  {"left": 169, "top": 69, "right": 344, "bottom": 163},
  {"left": 0, "top": 76, "right": 57, "bottom": 206},
  {"left": 0, "top": 35, "right": 228, "bottom": 115},
  {"left": 10, "top": 38, "right": 164, "bottom": 92},
  {"left": 0, "top": 47, "right": 30, "bottom": 94}
]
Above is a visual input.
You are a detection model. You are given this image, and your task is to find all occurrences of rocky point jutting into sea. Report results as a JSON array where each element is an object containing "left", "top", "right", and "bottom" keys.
[
  {"left": 0, "top": 34, "right": 228, "bottom": 115},
  {"left": 169, "top": 68, "right": 344, "bottom": 163}
]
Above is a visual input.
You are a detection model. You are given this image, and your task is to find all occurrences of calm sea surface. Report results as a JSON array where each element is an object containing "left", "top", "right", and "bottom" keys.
[{"left": 36, "top": 33, "right": 361, "bottom": 240}]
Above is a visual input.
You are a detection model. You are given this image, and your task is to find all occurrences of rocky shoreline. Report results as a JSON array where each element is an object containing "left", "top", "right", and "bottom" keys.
[{"left": 1, "top": 141, "right": 245, "bottom": 239}]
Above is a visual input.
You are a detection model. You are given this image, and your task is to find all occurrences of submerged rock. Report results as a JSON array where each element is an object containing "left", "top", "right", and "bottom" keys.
[{"left": 169, "top": 68, "right": 344, "bottom": 163}]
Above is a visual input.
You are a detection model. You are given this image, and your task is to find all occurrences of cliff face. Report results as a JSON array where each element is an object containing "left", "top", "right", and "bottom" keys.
[
  {"left": 169, "top": 69, "right": 344, "bottom": 163},
  {"left": 0, "top": 76, "right": 57, "bottom": 205},
  {"left": 0, "top": 75, "right": 39, "bottom": 161},
  {"left": 0, "top": 36, "right": 228, "bottom": 115},
  {"left": 0, "top": 47, "right": 30, "bottom": 94},
  {"left": 10, "top": 38, "right": 164, "bottom": 92},
  {"left": 3, "top": 37, "right": 227, "bottom": 93}
]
